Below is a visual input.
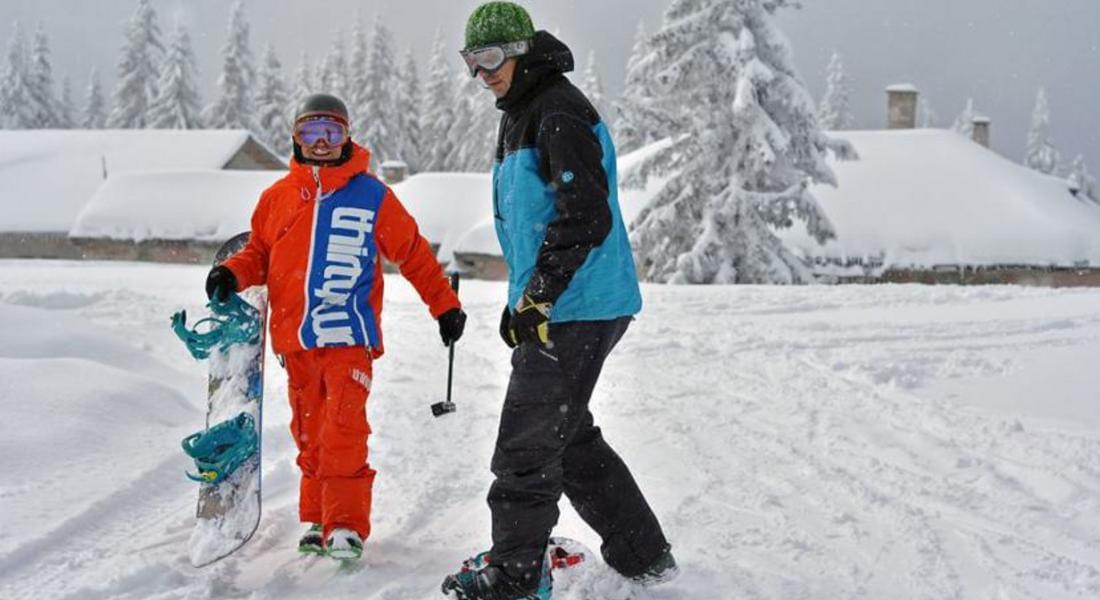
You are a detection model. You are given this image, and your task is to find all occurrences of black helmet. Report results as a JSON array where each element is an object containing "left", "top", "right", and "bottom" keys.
[
  {"left": 292, "top": 93, "right": 353, "bottom": 166},
  {"left": 294, "top": 93, "right": 350, "bottom": 125}
]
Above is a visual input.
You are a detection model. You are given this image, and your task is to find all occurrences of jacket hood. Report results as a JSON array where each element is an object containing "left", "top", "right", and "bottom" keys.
[
  {"left": 497, "top": 30, "right": 574, "bottom": 112},
  {"left": 288, "top": 142, "right": 372, "bottom": 197}
]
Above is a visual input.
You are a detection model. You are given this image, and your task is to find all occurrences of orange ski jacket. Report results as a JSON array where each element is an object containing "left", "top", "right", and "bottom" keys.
[{"left": 223, "top": 143, "right": 460, "bottom": 358}]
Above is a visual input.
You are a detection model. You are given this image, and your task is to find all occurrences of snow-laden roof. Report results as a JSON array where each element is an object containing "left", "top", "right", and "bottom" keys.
[
  {"left": 71, "top": 169, "right": 282, "bottom": 242},
  {"left": 0, "top": 129, "right": 259, "bottom": 232},
  {"left": 778, "top": 129, "right": 1100, "bottom": 270},
  {"left": 453, "top": 216, "right": 499, "bottom": 256},
  {"left": 391, "top": 172, "right": 491, "bottom": 262}
]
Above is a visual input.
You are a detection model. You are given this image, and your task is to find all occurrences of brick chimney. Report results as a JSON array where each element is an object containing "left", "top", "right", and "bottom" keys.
[
  {"left": 971, "top": 116, "right": 991, "bottom": 148},
  {"left": 380, "top": 160, "right": 409, "bottom": 184},
  {"left": 886, "top": 84, "right": 919, "bottom": 129}
]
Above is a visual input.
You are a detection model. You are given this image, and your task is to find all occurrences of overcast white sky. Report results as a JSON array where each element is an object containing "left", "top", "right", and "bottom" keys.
[{"left": 2, "top": 0, "right": 1097, "bottom": 170}]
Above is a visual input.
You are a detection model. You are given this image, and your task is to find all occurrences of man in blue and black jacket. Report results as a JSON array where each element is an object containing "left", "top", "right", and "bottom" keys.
[{"left": 443, "top": 3, "right": 677, "bottom": 599}]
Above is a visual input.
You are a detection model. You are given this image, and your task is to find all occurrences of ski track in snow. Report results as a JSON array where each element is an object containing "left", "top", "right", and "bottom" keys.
[{"left": 1, "top": 260, "right": 1098, "bottom": 599}]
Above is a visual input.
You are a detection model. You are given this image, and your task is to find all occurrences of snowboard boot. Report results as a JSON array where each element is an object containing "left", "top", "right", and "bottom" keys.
[
  {"left": 326, "top": 528, "right": 363, "bottom": 561},
  {"left": 298, "top": 523, "right": 324, "bottom": 556},
  {"left": 630, "top": 548, "right": 679, "bottom": 586},
  {"left": 441, "top": 563, "right": 548, "bottom": 600}
]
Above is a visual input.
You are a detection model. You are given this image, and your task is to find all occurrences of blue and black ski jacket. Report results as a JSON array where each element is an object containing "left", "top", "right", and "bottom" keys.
[{"left": 493, "top": 31, "right": 642, "bottom": 323}]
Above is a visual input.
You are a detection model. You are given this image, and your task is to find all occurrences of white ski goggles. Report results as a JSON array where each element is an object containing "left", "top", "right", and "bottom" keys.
[{"left": 460, "top": 40, "right": 530, "bottom": 77}]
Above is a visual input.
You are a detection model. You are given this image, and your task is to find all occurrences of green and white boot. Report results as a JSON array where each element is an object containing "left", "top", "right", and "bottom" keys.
[
  {"left": 298, "top": 523, "right": 324, "bottom": 556},
  {"left": 326, "top": 528, "right": 363, "bottom": 561}
]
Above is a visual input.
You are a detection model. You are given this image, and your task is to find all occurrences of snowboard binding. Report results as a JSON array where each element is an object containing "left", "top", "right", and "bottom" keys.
[
  {"left": 171, "top": 293, "right": 261, "bottom": 360},
  {"left": 181, "top": 412, "right": 259, "bottom": 484}
]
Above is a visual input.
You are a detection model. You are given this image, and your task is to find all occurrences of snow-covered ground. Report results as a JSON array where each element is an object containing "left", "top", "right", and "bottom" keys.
[{"left": 1, "top": 260, "right": 1098, "bottom": 600}]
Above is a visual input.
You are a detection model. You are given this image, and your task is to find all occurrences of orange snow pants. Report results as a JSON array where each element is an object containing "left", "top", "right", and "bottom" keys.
[{"left": 284, "top": 347, "right": 375, "bottom": 540}]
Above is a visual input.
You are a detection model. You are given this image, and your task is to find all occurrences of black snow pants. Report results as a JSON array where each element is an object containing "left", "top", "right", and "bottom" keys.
[{"left": 488, "top": 317, "right": 670, "bottom": 583}]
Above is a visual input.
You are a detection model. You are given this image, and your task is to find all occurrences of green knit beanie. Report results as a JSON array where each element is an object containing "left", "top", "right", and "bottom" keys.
[{"left": 464, "top": 2, "right": 535, "bottom": 49}]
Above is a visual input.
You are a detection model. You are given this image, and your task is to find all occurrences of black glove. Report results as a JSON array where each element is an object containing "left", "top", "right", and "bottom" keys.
[
  {"left": 509, "top": 295, "right": 551, "bottom": 346},
  {"left": 438, "top": 308, "right": 467, "bottom": 346},
  {"left": 205, "top": 265, "right": 238, "bottom": 302},
  {"left": 498, "top": 305, "right": 517, "bottom": 348}
]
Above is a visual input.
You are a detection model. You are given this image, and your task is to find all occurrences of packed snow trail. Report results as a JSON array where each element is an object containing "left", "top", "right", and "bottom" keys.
[{"left": 1, "top": 260, "right": 1098, "bottom": 599}]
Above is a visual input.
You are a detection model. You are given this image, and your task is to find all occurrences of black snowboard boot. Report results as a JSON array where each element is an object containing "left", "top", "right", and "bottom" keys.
[
  {"left": 441, "top": 564, "right": 546, "bottom": 599},
  {"left": 631, "top": 549, "right": 680, "bottom": 586}
]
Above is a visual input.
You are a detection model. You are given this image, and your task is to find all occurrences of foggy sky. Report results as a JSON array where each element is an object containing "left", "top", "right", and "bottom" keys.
[{"left": 2, "top": 0, "right": 1097, "bottom": 171}]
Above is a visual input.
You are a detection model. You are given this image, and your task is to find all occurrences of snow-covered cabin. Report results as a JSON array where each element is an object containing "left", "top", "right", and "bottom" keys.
[
  {"left": 71, "top": 170, "right": 283, "bottom": 263},
  {"left": 391, "top": 172, "right": 491, "bottom": 269},
  {"left": 0, "top": 129, "right": 284, "bottom": 260},
  {"left": 777, "top": 129, "right": 1100, "bottom": 286}
]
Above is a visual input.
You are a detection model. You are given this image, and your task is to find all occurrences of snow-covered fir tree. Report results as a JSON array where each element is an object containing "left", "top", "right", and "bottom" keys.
[
  {"left": 1025, "top": 87, "right": 1060, "bottom": 176},
  {"left": 917, "top": 96, "right": 937, "bottom": 128},
  {"left": 615, "top": 19, "right": 663, "bottom": 154},
  {"left": 419, "top": 30, "right": 457, "bottom": 171},
  {"left": 817, "top": 50, "right": 854, "bottom": 130},
  {"left": 0, "top": 22, "right": 37, "bottom": 129},
  {"left": 628, "top": 0, "right": 854, "bottom": 285},
  {"left": 83, "top": 67, "right": 107, "bottom": 128},
  {"left": 394, "top": 49, "right": 423, "bottom": 172},
  {"left": 347, "top": 18, "right": 369, "bottom": 125},
  {"left": 204, "top": 0, "right": 256, "bottom": 132},
  {"left": 445, "top": 72, "right": 499, "bottom": 172},
  {"left": 360, "top": 17, "right": 400, "bottom": 165},
  {"left": 56, "top": 75, "right": 74, "bottom": 128},
  {"left": 951, "top": 97, "right": 976, "bottom": 139},
  {"left": 29, "top": 25, "right": 60, "bottom": 128},
  {"left": 254, "top": 44, "right": 291, "bottom": 157},
  {"left": 148, "top": 23, "right": 203, "bottom": 129},
  {"left": 1068, "top": 154, "right": 1098, "bottom": 204},
  {"left": 579, "top": 50, "right": 611, "bottom": 122},
  {"left": 291, "top": 52, "right": 315, "bottom": 113},
  {"left": 105, "top": 0, "right": 163, "bottom": 129},
  {"left": 319, "top": 35, "right": 349, "bottom": 101}
]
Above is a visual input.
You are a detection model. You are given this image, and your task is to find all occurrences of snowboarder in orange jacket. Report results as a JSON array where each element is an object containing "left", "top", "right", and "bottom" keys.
[{"left": 205, "top": 93, "right": 466, "bottom": 560}]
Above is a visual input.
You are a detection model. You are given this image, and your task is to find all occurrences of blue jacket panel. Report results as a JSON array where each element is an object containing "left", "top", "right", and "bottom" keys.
[{"left": 494, "top": 121, "right": 642, "bottom": 323}]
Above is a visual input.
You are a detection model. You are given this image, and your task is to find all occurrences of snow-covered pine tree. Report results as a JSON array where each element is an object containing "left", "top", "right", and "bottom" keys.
[
  {"left": 204, "top": 0, "right": 256, "bottom": 132},
  {"left": 419, "top": 29, "right": 457, "bottom": 171},
  {"left": 83, "top": 67, "right": 107, "bottom": 128},
  {"left": 361, "top": 17, "right": 399, "bottom": 165},
  {"left": 615, "top": 19, "right": 662, "bottom": 154},
  {"left": 105, "top": 0, "right": 164, "bottom": 129},
  {"left": 445, "top": 72, "right": 498, "bottom": 172},
  {"left": 628, "top": 0, "right": 854, "bottom": 285},
  {"left": 917, "top": 96, "right": 937, "bottom": 128},
  {"left": 57, "top": 75, "right": 74, "bottom": 128},
  {"left": 29, "top": 25, "right": 60, "bottom": 128},
  {"left": 347, "top": 17, "right": 369, "bottom": 127},
  {"left": 951, "top": 97, "right": 976, "bottom": 139},
  {"left": 579, "top": 50, "right": 611, "bottom": 122},
  {"left": 817, "top": 50, "right": 854, "bottom": 130},
  {"left": 319, "top": 35, "right": 349, "bottom": 101},
  {"left": 394, "top": 49, "right": 423, "bottom": 172},
  {"left": 1068, "top": 155, "right": 1099, "bottom": 204},
  {"left": 254, "top": 44, "right": 291, "bottom": 157},
  {"left": 1025, "top": 87, "right": 1060, "bottom": 176},
  {"left": 0, "top": 22, "right": 37, "bottom": 129},
  {"left": 148, "top": 23, "right": 203, "bottom": 129},
  {"left": 291, "top": 52, "right": 315, "bottom": 111}
]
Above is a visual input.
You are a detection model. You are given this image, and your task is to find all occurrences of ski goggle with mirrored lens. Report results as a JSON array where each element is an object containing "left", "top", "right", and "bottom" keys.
[
  {"left": 460, "top": 40, "right": 530, "bottom": 77},
  {"left": 294, "top": 118, "right": 349, "bottom": 146}
]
